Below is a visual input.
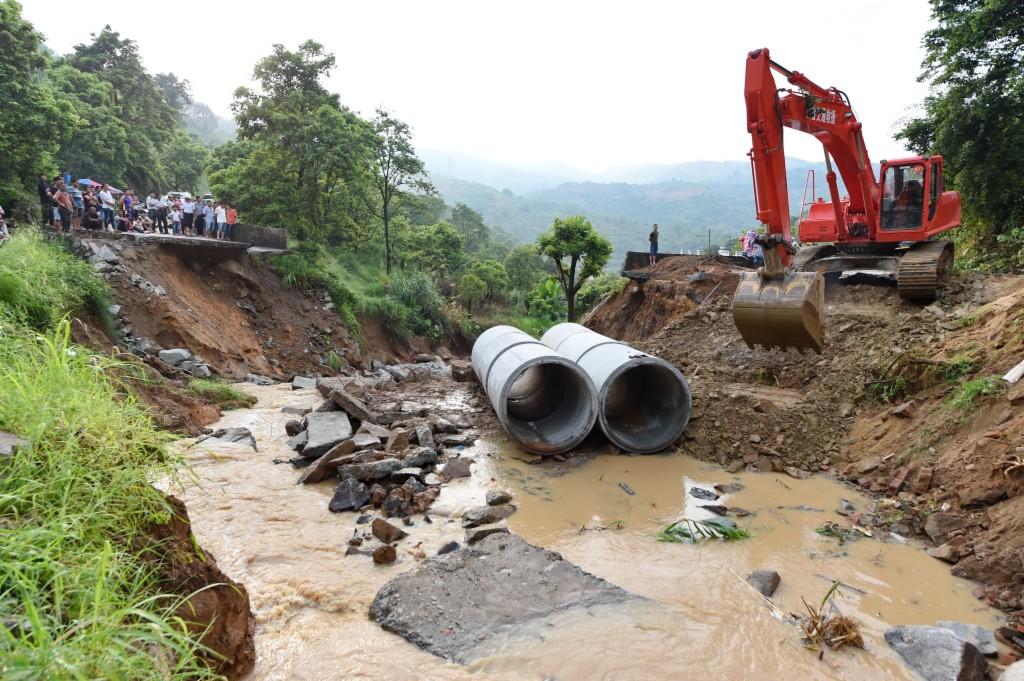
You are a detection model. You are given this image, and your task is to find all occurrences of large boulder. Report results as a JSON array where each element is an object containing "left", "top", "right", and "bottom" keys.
[
  {"left": 369, "top": 533, "right": 636, "bottom": 662},
  {"left": 158, "top": 348, "right": 192, "bottom": 366},
  {"left": 924, "top": 513, "right": 967, "bottom": 545},
  {"left": 935, "top": 621, "right": 997, "bottom": 657},
  {"left": 884, "top": 625, "right": 986, "bottom": 681},
  {"left": 302, "top": 411, "right": 353, "bottom": 459}
]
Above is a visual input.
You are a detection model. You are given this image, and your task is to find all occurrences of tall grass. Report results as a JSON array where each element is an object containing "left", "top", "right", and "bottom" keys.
[
  {"left": 0, "top": 320, "right": 217, "bottom": 679},
  {"left": 0, "top": 229, "right": 110, "bottom": 329}
]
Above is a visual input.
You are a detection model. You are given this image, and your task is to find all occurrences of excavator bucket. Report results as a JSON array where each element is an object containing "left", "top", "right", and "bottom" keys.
[{"left": 732, "top": 271, "right": 825, "bottom": 353}]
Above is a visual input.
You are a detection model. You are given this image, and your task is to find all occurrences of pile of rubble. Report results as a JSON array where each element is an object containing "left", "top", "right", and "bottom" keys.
[{"left": 281, "top": 373, "right": 481, "bottom": 525}]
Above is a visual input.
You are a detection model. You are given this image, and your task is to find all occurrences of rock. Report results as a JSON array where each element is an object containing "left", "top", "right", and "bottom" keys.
[
  {"left": 413, "top": 353, "right": 438, "bottom": 363},
  {"left": 462, "top": 504, "right": 515, "bottom": 528},
  {"left": 330, "top": 389, "right": 381, "bottom": 423},
  {"left": 338, "top": 458, "right": 405, "bottom": 482},
  {"left": 852, "top": 456, "right": 881, "bottom": 476},
  {"left": 486, "top": 490, "right": 513, "bottom": 506},
  {"left": 358, "top": 422, "right": 393, "bottom": 440},
  {"left": 291, "top": 376, "right": 317, "bottom": 390},
  {"left": 400, "top": 401, "right": 429, "bottom": 416},
  {"left": 352, "top": 433, "right": 383, "bottom": 450},
  {"left": 0, "top": 431, "right": 28, "bottom": 459},
  {"left": 884, "top": 625, "right": 986, "bottom": 681},
  {"left": 437, "top": 541, "right": 460, "bottom": 555},
  {"left": 451, "top": 361, "right": 475, "bottom": 383},
  {"left": 888, "top": 466, "right": 911, "bottom": 494},
  {"left": 836, "top": 499, "right": 856, "bottom": 516},
  {"left": 924, "top": 512, "right": 967, "bottom": 545},
  {"left": 890, "top": 400, "right": 917, "bottom": 418},
  {"left": 383, "top": 364, "right": 411, "bottom": 382},
  {"left": 441, "top": 433, "right": 472, "bottom": 447},
  {"left": 749, "top": 434, "right": 762, "bottom": 443},
  {"left": 302, "top": 411, "right": 353, "bottom": 459},
  {"left": 372, "top": 518, "right": 409, "bottom": 544},
  {"left": 783, "top": 466, "right": 810, "bottom": 480},
  {"left": 431, "top": 416, "right": 458, "bottom": 434},
  {"left": 689, "top": 487, "right": 719, "bottom": 501},
  {"left": 699, "top": 504, "right": 728, "bottom": 516},
  {"left": 440, "top": 457, "right": 474, "bottom": 479},
  {"left": 158, "top": 348, "right": 192, "bottom": 366},
  {"left": 281, "top": 405, "right": 311, "bottom": 417},
  {"left": 383, "top": 488, "right": 413, "bottom": 518},
  {"left": 284, "top": 419, "right": 303, "bottom": 436},
  {"left": 369, "top": 534, "right": 636, "bottom": 663},
  {"left": 914, "top": 467, "right": 934, "bottom": 494},
  {"left": 328, "top": 478, "right": 370, "bottom": 512},
  {"left": 959, "top": 483, "right": 1007, "bottom": 509},
  {"left": 298, "top": 440, "right": 355, "bottom": 484},
  {"left": 746, "top": 570, "right": 781, "bottom": 598},
  {"left": 414, "top": 425, "right": 435, "bottom": 450},
  {"left": 936, "top": 621, "right": 998, "bottom": 657},
  {"left": 205, "top": 427, "right": 257, "bottom": 451},
  {"left": 385, "top": 429, "right": 411, "bottom": 452},
  {"left": 95, "top": 244, "right": 120, "bottom": 263},
  {"left": 245, "top": 373, "right": 275, "bottom": 386},
  {"left": 191, "top": 363, "right": 212, "bottom": 378},
  {"left": 314, "top": 398, "right": 339, "bottom": 413},
  {"left": 391, "top": 467, "right": 424, "bottom": 481},
  {"left": 927, "top": 544, "right": 961, "bottom": 564},
  {"left": 714, "top": 482, "right": 745, "bottom": 494},
  {"left": 466, "top": 526, "right": 510, "bottom": 544},
  {"left": 108, "top": 303, "right": 122, "bottom": 317},
  {"left": 372, "top": 544, "right": 397, "bottom": 564},
  {"left": 287, "top": 430, "right": 308, "bottom": 452},
  {"left": 838, "top": 402, "right": 854, "bottom": 418}
]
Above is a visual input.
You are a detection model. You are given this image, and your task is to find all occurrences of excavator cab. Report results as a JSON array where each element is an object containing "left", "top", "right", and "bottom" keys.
[{"left": 733, "top": 268, "right": 825, "bottom": 353}]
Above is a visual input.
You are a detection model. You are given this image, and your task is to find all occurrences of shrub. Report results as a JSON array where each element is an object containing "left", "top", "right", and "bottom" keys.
[
  {"left": 950, "top": 375, "right": 1006, "bottom": 411},
  {"left": 186, "top": 379, "right": 257, "bottom": 410}
]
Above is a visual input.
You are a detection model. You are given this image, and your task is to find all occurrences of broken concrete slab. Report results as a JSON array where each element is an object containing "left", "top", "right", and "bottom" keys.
[
  {"left": 369, "top": 533, "right": 636, "bottom": 663},
  {"left": 885, "top": 625, "right": 986, "bottom": 681},
  {"left": 302, "top": 411, "right": 353, "bottom": 459}
]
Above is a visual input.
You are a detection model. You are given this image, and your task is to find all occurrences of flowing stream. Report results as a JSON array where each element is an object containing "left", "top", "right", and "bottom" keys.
[{"left": 170, "top": 384, "right": 1003, "bottom": 680}]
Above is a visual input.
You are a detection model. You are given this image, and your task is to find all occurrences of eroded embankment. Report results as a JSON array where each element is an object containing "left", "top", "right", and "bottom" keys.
[{"left": 590, "top": 255, "right": 1024, "bottom": 637}]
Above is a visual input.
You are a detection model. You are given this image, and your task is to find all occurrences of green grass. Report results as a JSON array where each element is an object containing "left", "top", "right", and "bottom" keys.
[
  {"left": 0, "top": 228, "right": 111, "bottom": 330},
  {"left": 186, "top": 379, "right": 257, "bottom": 410},
  {"left": 940, "top": 354, "right": 975, "bottom": 383},
  {"left": 950, "top": 375, "right": 1006, "bottom": 411},
  {"left": 0, "top": 320, "right": 217, "bottom": 679},
  {"left": 867, "top": 376, "right": 908, "bottom": 404}
]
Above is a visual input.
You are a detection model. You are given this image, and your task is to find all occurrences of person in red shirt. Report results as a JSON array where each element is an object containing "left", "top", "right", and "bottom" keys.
[{"left": 226, "top": 205, "right": 238, "bottom": 241}]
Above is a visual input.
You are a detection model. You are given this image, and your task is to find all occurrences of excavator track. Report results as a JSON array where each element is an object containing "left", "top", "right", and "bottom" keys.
[{"left": 897, "top": 241, "right": 954, "bottom": 302}]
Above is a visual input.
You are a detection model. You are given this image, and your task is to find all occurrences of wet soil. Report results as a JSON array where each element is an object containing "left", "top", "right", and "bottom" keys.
[{"left": 171, "top": 383, "right": 1008, "bottom": 680}]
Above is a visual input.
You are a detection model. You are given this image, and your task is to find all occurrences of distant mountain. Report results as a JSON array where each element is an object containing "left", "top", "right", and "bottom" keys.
[
  {"left": 430, "top": 156, "right": 842, "bottom": 265},
  {"left": 420, "top": 149, "right": 584, "bottom": 194}
]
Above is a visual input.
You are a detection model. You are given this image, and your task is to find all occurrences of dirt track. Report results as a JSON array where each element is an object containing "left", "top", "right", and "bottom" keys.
[{"left": 589, "top": 255, "right": 1024, "bottom": 632}]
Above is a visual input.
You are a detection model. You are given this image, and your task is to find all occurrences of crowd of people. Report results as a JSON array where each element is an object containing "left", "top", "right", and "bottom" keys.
[{"left": 36, "top": 174, "right": 238, "bottom": 240}]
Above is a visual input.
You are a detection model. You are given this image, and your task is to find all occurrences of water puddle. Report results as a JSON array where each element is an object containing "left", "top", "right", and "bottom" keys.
[{"left": 171, "top": 384, "right": 1002, "bottom": 681}]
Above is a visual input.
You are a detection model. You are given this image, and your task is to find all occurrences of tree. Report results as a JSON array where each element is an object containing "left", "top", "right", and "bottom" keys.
[
  {"left": 0, "top": 0, "right": 71, "bottom": 214},
  {"left": 536, "top": 215, "right": 612, "bottom": 321},
  {"left": 504, "top": 244, "right": 547, "bottom": 292},
  {"left": 403, "top": 221, "right": 465, "bottom": 282},
  {"left": 159, "top": 130, "right": 210, "bottom": 190},
  {"left": 368, "top": 108, "right": 433, "bottom": 274},
  {"left": 450, "top": 203, "right": 489, "bottom": 253},
  {"left": 458, "top": 273, "right": 486, "bottom": 313},
  {"left": 528, "top": 278, "right": 567, "bottom": 321},
  {"left": 471, "top": 259, "right": 510, "bottom": 300},
  {"left": 898, "top": 0, "right": 1024, "bottom": 263},
  {"left": 154, "top": 72, "right": 192, "bottom": 111}
]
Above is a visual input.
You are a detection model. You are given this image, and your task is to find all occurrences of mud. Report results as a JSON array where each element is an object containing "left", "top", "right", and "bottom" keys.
[{"left": 171, "top": 382, "right": 1007, "bottom": 680}]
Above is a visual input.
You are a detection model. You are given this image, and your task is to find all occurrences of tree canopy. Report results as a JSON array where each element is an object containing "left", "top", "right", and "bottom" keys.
[{"left": 537, "top": 215, "right": 612, "bottom": 321}]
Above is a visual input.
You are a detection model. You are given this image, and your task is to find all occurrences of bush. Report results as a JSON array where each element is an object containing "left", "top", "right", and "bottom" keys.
[
  {"left": 950, "top": 375, "right": 1006, "bottom": 411},
  {"left": 577, "top": 272, "right": 627, "bottom": 315},
  {"left": 0, "top": 229, "right": 110, "bottom": 329},
  {"left": 0, "top": 321, "right": 216, "bottom": 679}
]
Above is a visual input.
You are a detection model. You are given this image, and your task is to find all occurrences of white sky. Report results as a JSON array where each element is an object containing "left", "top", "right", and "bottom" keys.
[{"left": 22, "top": 0, "right": 933, "bottom": 173}]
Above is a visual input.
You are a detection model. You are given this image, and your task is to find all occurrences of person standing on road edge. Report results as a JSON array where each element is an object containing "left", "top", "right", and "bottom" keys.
[
  {"left": 98, "top": 184, "right": 116, "bottom": 230},
  {"left": 38, "top": 174, "right": 53, "bottom": 226},
  {"left": 182, "top": 196, "right": 195, "bottom": 235},
  {"left": 226, "top": 204, "right": 237, "bottom": 241},
  {"left": 649, "top": 223, "right": 659, "bottom": 267}
]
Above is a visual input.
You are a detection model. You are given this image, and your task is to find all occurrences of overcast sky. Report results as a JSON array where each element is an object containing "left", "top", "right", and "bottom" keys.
[{"left": 22, "top": 0, "right": 933, "bottom": 173}]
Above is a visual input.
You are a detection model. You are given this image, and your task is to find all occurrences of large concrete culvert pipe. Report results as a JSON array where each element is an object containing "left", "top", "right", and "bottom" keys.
[
  {"left": 471, "top": 325, "right": 598, "bottom": 455},
  {"left": 540, "top": 323, "right": 692, "bottom": 454}
]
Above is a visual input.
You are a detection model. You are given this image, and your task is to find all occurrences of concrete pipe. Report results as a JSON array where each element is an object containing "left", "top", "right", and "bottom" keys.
[
  {"left": 471, "top": 325, "right": 598, "bottom": 455},
  {"left": 540, "top": 323, "right": 692, "bottom": 454}
]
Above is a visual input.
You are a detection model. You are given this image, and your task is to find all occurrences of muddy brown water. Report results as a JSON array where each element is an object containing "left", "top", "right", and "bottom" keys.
[{"left": 170, "top": 384, "right": 1002, "bottom": 681}]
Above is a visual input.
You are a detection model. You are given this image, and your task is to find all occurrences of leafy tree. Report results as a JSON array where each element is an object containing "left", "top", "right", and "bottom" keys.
[
  {"left": 471, "top": 259, "right": 510, "bottom": 300},
  {"left": 399, "top": 193, "right": 446, "bottom": 226},
  {"left": 153, "top": 72, "right": 191, "bottom": 111},
  {"left": 458, "top": 273, "right": 486, "bottom": 313},
  {"left": 0, "top": 0, "right": 71, "bottom": 214},
  {"left": 159, "top": 130, "right": 210, "bottom": 190},
  {"left": 368, "top": 108, "right": 433, "bottom": 273},
  {"left": 504, "top": 244, "right": 547, "bottom": 292},
  {"left": 576, "top": 272, "right": 626, "bottom": 314},
  {"left": 222, "top": 41, "right": 374, "bottom": 243},
  {"left": 536, "top": 215, "right": 613, "bottom": 321},
  {"left": 898, "top": 0, "right": 1024, "bottom": 264},
  {"left": 450, "top": 202, "right": 489, "bottom": 253},
  {"left": 528, "top": 278, "right": 567, "bottom": 321},
  {"left": 403, "top": 221, "right": 465, "bottom": 282}
]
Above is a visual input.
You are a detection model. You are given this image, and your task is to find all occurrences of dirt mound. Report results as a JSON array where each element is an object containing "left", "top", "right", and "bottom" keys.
[
  {"left": 588, "top": 255, "right": 738, "bottom": 341},
  {"left": 589, "top": 253, "right": 1024, "bottom": 627}
]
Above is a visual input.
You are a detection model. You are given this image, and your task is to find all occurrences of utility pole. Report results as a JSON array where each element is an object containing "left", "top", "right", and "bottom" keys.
[{"left": 707, "top": 229, "right": 711, "bottom": 254}]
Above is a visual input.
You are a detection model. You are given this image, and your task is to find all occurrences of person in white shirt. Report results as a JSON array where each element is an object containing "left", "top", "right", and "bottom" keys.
[
  {"left": 181, "top": 197, "right": 195, "bottom": 235},
  {"left": 215, "top": 203, "right": 227, "bottom": 239},
  {"left": 98, "top": 185, "right": 116, "bottom": 231},
  {"left": 170, "top": 206, "right": 182, "bottom": 235}
]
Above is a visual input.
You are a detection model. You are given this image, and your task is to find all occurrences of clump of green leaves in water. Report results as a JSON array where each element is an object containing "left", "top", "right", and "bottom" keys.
[
  {"left": 656, "top": 517, "right": 750, "bottom": 544},
  {"left": 0, "top": 321, "right": 217, "bottom": 679},
  {"left": 950, "top": 375, "right": 1006, "bottom": 411},
  {"left": 186, "top": 378, "right": 257, "bottom": 410}
]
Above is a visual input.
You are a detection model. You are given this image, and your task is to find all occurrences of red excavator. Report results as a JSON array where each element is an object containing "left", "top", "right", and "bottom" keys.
[{"left": 733, "top": 48, "right": 961, "bottom": 353}]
